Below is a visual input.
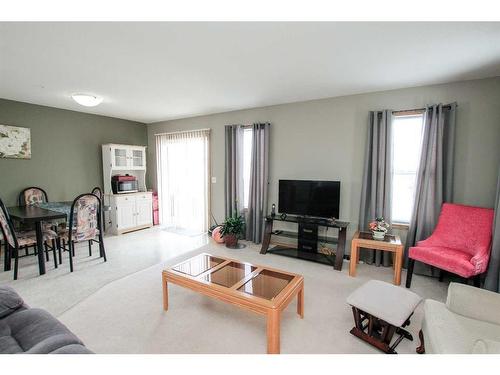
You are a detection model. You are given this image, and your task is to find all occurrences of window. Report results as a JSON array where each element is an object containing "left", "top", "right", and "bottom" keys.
[
  {"left": 391, "top": 114, "right": 424, "bottom": 224},
  {"left": 242, "top": 127, "right": 253, "bottom": 209}
]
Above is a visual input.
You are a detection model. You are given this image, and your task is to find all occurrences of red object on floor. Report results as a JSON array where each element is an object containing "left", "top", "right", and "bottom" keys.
[
  {"left": 152, "top": 192, "right": 159, "bottom": 225},
  {"left": 212, "top": 226, "right": 224, "bottom": 243},
  {"left": 408, "top": 203, "right": 494, "bottom": 278}
]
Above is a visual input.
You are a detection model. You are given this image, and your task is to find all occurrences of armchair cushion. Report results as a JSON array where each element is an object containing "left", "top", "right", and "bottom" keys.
[
  {"left": 409, "top": 246, "right": 475, "bottom": 278},
  {"left": 446, "top": 283, "right": 500, "bottom": 326},
  {"left": 0, "top": 286, "right": 24, "bottom": 319}
]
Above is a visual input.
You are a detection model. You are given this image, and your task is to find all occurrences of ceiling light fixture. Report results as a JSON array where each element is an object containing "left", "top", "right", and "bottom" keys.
[{"left": 71, "top": 93, "right": 103, "bottom": 107}]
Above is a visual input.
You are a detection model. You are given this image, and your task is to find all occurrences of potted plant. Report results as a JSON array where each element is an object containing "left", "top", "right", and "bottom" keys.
[
  {"left": 369, "top": 217, "right": 390, "bottom": 240},
  {"left": 221, "top": 214, "right": 245, "bottom": 248}
]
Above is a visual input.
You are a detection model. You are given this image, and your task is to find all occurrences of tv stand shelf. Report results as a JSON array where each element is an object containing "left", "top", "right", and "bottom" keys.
[{"left": 260, "top": 215, "right": 349, "bottom": 271}]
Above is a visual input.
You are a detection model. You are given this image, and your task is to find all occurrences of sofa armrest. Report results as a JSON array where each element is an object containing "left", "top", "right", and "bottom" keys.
[
  {"left": 472, "top": 339, "right": 500, "bottom": 354},
  {"left": 0, "top": 286, "right": 24, "bottom": 318},
  {"left": 446, "top": 282, "right": 500, "bottom": 326}
]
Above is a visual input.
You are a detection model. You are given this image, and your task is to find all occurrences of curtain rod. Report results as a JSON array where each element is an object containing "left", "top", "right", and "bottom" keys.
[
  {"left": 154, "top": 128, "right": 211, "bottom": 136},
  {"left": 392, "top": 104, "right": 456, "bottom": 115}
]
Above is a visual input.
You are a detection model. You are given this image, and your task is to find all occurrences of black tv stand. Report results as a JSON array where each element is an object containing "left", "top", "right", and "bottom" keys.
[{"left": 260, "top": 215, "right": 349, "bottom": 271}]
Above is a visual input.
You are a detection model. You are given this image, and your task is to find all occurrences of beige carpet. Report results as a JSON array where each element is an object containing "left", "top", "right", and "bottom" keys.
[
  {"left": 56, "top": 237, "right": 448, "bottom": 354},
  {"left": 0, "top": 227, "right": 208, "bottom": 316}
]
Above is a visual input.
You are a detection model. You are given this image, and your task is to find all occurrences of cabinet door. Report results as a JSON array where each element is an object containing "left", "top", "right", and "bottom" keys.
[
  {"left": 136, "top": 196, "right": 153, "bottom": 226},
  {"left": 112, "top": 147, "right": 129, "bottom": 169},
  {"left": 116, "top": 198, "right": 136, "bottom": 230},
  {"left": 131, "top": 148, "right": 145, "bottom": 169}
]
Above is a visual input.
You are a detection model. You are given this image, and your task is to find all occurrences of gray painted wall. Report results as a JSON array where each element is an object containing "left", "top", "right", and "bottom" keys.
[
  {"left": 0, "top": 99, "right": 147, "bottom": 206},
  {"left": 147, "top": 77, "right": 500, "bottom": 240}
]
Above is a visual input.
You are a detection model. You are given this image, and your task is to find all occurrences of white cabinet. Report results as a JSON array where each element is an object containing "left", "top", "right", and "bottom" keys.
[
  {"left": 136, "top": 196, "right": 153, "bottom": 226},
  {"left": 102, "top": 143, "right": 151, "bottom": 235},
  {"left": 108, "top": 192, "right": 153, "bottom": 235},
  {"left": 109, "top": 145, "right": 146, "bottom": 170},
  {"left": 115, "top": 196, "right": 136, "bottom": 230}
]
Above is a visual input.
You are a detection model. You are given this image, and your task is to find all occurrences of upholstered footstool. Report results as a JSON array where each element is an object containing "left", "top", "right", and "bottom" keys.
[{"left": 347, "top": 280, "right": 422, "bottom": 353}]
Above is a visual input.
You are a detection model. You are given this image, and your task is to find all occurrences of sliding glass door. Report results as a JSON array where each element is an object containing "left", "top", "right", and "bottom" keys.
[{"left": 156, "top": 129, "right": 210, "bottom": 235}]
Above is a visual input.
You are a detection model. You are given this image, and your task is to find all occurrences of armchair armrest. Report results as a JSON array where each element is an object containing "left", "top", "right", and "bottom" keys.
[
  {"left": 470, "top": 247, "right": 491, "bottom": 274},
  {"left": 446, "top": 282, "right": 500, "bottom": 326}
]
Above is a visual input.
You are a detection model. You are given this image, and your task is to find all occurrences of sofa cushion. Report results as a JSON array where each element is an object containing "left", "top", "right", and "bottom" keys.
[
  {"left": 0, "top": 286, "right": 24, "bottom": 318},
  {"left": 49, "top": 344, "right": 94, "bottom": 354},
  {"left": 2, "top": 308, "right": 83, "bottom": 353},
  {"left": 409, "top": 246, "right": 476, "bottom": 278},
  {"left": 422, "top": 299, "right": 500, "bottom": 353},
  {"left": 0, "top": 320, "right": 23, "bottom": 353}
]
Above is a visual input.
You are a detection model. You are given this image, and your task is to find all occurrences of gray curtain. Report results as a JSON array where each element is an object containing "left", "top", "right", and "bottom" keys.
[
  {"left": 224, "top": 125, "right": 244, "bottom": 218},
  {"left": 484, "top": 167, "right": 500, "bottom": 292},
  {"left": 246, "top": 123, "right": 270, "bottom": 243},
  {"left": 358, "top": 110, "right": 393, "bottom": 266},
  {"left": 404, "top": 103, "right": 457, "bottom": 276}
]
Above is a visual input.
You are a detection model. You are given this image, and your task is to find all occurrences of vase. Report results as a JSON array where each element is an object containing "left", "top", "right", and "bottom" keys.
[
  {"left": 224, "top": 234, "right": 238, "bottom": 248},
  {"left": 372, "top": 231, "right": 386, "bottom": 240}
]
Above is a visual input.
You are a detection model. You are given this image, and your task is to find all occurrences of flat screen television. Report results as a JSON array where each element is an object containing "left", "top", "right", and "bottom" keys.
[{"left": 278, "top": 180, "right": 340, "bottom": 219}]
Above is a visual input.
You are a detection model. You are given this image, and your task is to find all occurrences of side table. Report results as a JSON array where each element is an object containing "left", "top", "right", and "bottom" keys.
[{"left": 349, "top": 231, "right": 404, "bottom": 285}]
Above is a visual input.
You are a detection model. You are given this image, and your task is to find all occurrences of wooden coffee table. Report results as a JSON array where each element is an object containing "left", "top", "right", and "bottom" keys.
[
  {"left": 349, "top": 231, "right": 404, "bottom": 285},
  {"left": 162, "top": 253, "right": 304, "bottom": 354}
]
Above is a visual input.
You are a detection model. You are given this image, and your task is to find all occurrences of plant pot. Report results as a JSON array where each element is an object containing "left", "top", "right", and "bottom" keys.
[
  {"left": 372, "top": 230, "right": 386, "bottom": 241},
  {"left": 224, "top": 234, "right": 238, "bottom": 248}
]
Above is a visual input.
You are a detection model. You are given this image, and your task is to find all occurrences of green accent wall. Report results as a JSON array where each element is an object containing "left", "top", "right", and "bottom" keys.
[{"left": 0, "top": 99, "right": 147, "bottom": 206}]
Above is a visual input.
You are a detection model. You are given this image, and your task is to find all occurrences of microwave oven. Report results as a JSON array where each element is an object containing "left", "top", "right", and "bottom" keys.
[{"left": 111, "top": 175, "right": 139, "bottom": 194}]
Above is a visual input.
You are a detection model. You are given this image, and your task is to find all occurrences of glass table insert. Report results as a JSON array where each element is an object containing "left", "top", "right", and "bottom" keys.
[
  {"left": 204, "top": 261, "right": 257, "bottom": 288},
  {"left": 172, "top": 254, "right": 225, "bottom": 277},
  {"left": 238, "top": 269, "right": 294, "bottom": 300}
]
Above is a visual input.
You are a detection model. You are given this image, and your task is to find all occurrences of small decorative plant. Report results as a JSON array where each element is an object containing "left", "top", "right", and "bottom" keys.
[
  {"left": 221, "top": 213, "right": 245, "bottom": 248},
  {"left": 369, "top": 217, "right": 390, "bottom": 240}
]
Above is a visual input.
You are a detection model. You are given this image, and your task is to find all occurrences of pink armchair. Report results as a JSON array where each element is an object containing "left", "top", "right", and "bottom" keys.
[{"left": 405, "top": 203, "right": 494, "bottom": 288}]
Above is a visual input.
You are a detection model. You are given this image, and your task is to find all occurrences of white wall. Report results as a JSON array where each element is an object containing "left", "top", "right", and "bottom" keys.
[{"left": 147, "top": 77, "right": 500, "bottom": 240}]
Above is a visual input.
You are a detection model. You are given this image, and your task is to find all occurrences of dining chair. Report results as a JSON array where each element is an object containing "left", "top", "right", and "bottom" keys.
[
  {"left": 91, "top": 186, "right": 107, "bottom": 232},
  {"left": 17, "top": 186, "right": 60, "bottom": 259},
  {"left": 0, "top": 198, "right": 59, "bottom": 280},
  {"left": 18, "top": 187, "right": 49, "bottom": 206},
  {"left": 59, "top": 193, "right": 106, "bottom": 272}
]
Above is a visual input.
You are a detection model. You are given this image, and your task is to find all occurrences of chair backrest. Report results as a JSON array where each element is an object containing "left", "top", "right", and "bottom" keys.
[
  {"left": 91, "top": 187, "right": 103, "bottom": 201},
  {"left": 69, "top": 193, "right": 102, "bottom": 242},
  {"left": 19, "top": 187, "right": 48, "bottom": 206},
  {"left": 0, "top": 198, "right": 18, "bottom": 248},
  {"left": 428, "top": 203, "right": 494, "bottom": 256}
]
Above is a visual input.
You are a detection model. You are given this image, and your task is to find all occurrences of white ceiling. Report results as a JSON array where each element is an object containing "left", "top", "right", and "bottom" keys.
[{"left": 1, "top": 22, "right": 500, "bottom": 123}]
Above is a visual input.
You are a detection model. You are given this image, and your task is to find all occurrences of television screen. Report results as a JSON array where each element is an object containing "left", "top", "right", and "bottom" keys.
[{"left": 278, "top": 180, "right": 340, "bottom": 219}]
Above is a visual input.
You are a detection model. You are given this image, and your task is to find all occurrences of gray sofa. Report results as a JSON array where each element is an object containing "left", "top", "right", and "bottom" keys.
[
  {"left": 421, "top": 282, "right": 500, "bottom": 354},
  {"left": 0, "top": 285, "right": 92, "bottom": 354}
]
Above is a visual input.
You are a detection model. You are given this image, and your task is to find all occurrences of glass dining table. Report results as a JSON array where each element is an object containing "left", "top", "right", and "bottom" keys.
[{"left": 6, "top": 202, "right": 73, "bottom": 275}]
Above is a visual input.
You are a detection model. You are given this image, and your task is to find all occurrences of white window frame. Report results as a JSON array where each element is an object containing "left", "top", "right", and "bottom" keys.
[{"left": 391, "top": 112, "right": 425, "bottom": 226}]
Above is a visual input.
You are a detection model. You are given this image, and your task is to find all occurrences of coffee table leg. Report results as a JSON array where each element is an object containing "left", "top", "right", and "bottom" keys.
[
  {"left": 162, "top": 274, "right": 169, "bottom": 311},
  {"left": 297, "top": 286, "right": 304, "bottom": 318},
  {"left": 267, "top": 309, "right": 280, "bottom": 354}
]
